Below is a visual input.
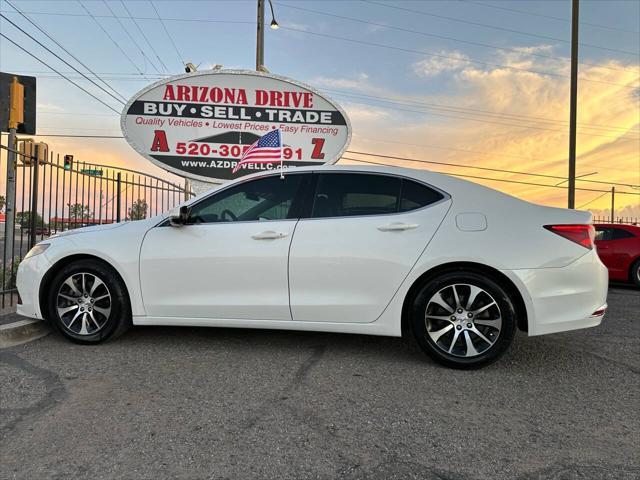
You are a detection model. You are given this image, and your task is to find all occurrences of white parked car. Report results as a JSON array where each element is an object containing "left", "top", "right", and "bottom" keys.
[{"left": 17, "top": 165, "right": 608, "bottom": 368}]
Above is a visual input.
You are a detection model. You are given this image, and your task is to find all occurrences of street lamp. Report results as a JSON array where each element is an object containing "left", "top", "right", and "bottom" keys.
[
  {"left": 256, "top": 0, "right": 278, "bottom": 70},
  {"left": 268, "top": 0, "right": 279, "bottom": 29}
]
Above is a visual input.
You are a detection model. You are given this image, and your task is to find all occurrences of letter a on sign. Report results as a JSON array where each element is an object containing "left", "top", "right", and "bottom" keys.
[{"left": 150, "top": 130, "right": 169, "bottom": 152}]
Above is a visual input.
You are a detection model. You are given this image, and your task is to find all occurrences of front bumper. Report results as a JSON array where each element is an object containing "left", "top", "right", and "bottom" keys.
[
  {"left": 507, "top": 250, "right": 609, "bottom": 336},
  {"left": 16, "top": 252, "right": 53, "bottom": 320}
]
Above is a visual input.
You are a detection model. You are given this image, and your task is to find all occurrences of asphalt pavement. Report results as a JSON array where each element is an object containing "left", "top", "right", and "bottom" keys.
[{"left": 1, "top": 286, "right": 639, "bottom": 480}]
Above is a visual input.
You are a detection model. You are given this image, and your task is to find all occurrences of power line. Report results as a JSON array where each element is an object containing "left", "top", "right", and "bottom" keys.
[
  {"left": 578, "top": 191, "right": 611, "bottom": 209},
  {"left": 4, "top": 0, "right": 128, "bottom": 103},
  {"left": 333, "top": 93, "right": 639, "bottom": 141},
  {"left": 77, "top": 1, "right": 151, "bottom": 82},
  {"left": 345, "top": 151, "right": 640, "bottom": 189},
  {"left": 324, "top": 89, "right": 639, "bottom": 136},
  {"left": 276, "top": 1, "right": 638, "bottom": 75},
  {"left": 0, "top": 8, "right": 254, "bottom": 25},
  {"left": 120, "top": 0, "right": 169, "bottom": 73},
  {"left": 363, "top": 0, "right": 640, "bottom": 58},
  {"left": 150, "top": 0, "right": 183, "bottom": 67},
  {"left": 12, "top": 68, "right": 638, "bottom": 134},
  {"left": 18, "top": 125, "right": 637, "bottom": 189},
  {"left": 341, "top": 157, "right": 640, "bottom": 195},
  {"left": 101, "top": 0, "right": 162, "bottom": 75},
  {"left": 354, "top": 135, "right": 638, "bottom": 175},
  {"left": 0, "top": 32, "right": 121, "bottom": 114},
  {"left": 280, "top": 26, "right": 639, "bottom": 90},
  {"left": 0, "top": 13, "right": 127, "bottom": 106},
  {"left": 463, "top": 0, "right": 640, "bottom": 35}
]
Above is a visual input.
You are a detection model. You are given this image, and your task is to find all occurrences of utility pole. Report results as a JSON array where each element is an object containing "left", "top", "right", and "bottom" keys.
[
  {"left": 610, "top": 187, "right": 615, "bottom": 223},
  {"left": 256, "top": 0, "right": 265, "bottom": 70},
  {"left": 3, "top": 76, "right": 23, "bottom": 263},
  {"left": 568, "top": 0, "right": 580, "bottom": 208}
]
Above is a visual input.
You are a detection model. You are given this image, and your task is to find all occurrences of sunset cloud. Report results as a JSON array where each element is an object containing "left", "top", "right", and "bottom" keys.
[
  {"left": 412, "top": 50, "right": 470, "bottom": 77},
  {"left": 337, "top": 48, "right": 639, "bottom": 217}
]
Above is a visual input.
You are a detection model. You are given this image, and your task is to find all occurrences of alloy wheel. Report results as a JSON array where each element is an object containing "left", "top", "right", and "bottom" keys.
[
  {"left": 425, "top": 283, "right": 502, "bottom": 357},
  {"left": 56, "top": 272, "right": 112, "bottom": 335}
]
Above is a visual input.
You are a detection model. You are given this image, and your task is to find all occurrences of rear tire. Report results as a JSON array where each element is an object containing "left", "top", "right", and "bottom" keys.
[
  {"left": 631, "top": 259, "right": 640, "bottom": 288},
  {"left": 46, "top": 260, "right": 131, "bottom": 344},
  {"left": 410, "top": 271, "right": 517, "bottom": 369}
]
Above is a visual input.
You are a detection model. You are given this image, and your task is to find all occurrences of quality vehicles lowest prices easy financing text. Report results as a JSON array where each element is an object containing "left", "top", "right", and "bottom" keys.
[{"left": 18, "top": 165, "right": 608, "bottom": 368}]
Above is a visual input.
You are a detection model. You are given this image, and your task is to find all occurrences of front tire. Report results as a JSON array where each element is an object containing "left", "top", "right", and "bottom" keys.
[
  {"left": 410, "top": 271, "right": 517, "bottom": 369},
  {"left": 47, "top": 260, "right": 131, "bottom": 344}
]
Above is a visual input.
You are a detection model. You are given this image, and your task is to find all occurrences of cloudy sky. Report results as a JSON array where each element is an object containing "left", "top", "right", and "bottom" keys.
[{"left": 1, "top": 0, "right": 638, "bottom": 217}]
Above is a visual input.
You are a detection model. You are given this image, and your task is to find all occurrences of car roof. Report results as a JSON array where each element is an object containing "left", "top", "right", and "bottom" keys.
[{"left": 240, "top": 163, "right": 512, "bottom": 200}]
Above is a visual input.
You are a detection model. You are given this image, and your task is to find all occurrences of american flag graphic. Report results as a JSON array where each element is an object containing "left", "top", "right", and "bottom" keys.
[{"left": 232, "top": 129, "right": 283, "bottom": 173}]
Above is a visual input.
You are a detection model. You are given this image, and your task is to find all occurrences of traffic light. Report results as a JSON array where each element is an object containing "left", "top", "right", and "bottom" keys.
[
  {"left": 17, "top": 140, "right": 48, "bottom": 165},
  {"left": 64, "top": 154, "right": 73, "bottom": 170}
]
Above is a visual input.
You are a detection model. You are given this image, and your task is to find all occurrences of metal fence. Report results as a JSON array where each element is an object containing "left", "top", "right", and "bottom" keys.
[
  {"left": 0, "top": 138, "right": 194, "bottom": 309},
  {"left": 593, "top": 217, "right": 639, "bottom": 225}
]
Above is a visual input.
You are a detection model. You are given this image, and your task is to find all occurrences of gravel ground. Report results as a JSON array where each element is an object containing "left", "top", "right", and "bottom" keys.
[{"left": 1, "top": 286, "right": 638, "bottom": 480}]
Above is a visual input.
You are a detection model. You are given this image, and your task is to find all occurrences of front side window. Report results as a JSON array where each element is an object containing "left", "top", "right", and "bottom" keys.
[{"left": 187, "top": 174, "right": 305, "bottom": 224}]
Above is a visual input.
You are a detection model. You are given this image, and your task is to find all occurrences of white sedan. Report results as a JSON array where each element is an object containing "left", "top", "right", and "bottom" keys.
[{"left": 17, "top": 165, "right": 608, "bottom": 368}]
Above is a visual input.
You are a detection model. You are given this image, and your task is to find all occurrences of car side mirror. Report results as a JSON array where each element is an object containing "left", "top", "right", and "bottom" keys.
[{"left": 169, "top": 206, "right": 190, "bottom": 227}]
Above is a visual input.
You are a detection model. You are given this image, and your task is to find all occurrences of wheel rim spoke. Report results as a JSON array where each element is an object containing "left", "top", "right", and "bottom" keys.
[
  {"left": 431, "top": 292, "right": 454, "bottom": 313},
  {"left": 57, "top": 272, "right": 111, "bottom": 336},
  {"left": 425, "top": 314, "right": 454, "bottom": 321},
  {"left": 472, "top": 301, "right": 497, "bottom": 316},
  {"left": 470, "top": 327, "right": 494, "bottom": 346},
  {"left": 448, "top": 329, "right": 461, "bottom": 353},
  {"left": 451, "top": 285, "right": 462, "bottom": 309},
  {"left": 64, "top": 278, "right": 82, "bottom": 296},
  {"left": 65, "top": 308, "right": 83, "bottom": 329},
  {"left": 425, "top": 283, "right": 502, "bottom": 358},
  {"left": 429, "top": 323, "right": 453, "bottom": 343},
  {"left": 57, "top": 304, "right": 79, "bottom": 316},
  {"left": 474, "top": 318, "right": 501, "bottom": 331},
  {"left": 90, "top": 277, "right": 104, "bottom": 296},
  {"left": 93, "top": 306, "right": 111, "bottom": 318},
  {"left": 464, "top": 331, "right": 479, "bottom": 357},
  {"left": 88, "top": 311, "right": 101, "bottom": 330},
  {"left": 466, "top": 285, "right": 483, "bottom": 310}
]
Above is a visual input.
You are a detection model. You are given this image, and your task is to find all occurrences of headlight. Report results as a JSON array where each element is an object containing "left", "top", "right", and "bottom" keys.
[{"left": 24, "top": 243, "right": 50, "bottom": 259}]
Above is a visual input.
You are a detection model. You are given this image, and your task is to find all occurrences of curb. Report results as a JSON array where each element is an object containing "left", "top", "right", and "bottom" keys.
[{"left": 0, "top": 316, "right": 51, "bottom": 348}]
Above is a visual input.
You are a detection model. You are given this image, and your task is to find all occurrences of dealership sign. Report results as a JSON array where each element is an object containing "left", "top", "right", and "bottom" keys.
[{"left": 121, "top": 70, "right": 351, "bottom": 182}]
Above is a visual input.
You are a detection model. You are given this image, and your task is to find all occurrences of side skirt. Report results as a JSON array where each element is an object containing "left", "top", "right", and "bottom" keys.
[{"left": 132, "top": 316, "right": 401, "bottom": 337}]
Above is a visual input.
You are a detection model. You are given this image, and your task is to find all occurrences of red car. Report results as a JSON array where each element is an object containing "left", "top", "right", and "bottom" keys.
[{"left": 594, "top": 223, "right": 640, "bottom": 287}]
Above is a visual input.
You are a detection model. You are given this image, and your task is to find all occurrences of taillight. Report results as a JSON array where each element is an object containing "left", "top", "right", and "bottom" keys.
[{"left": 544, "top": 224, "right": 595, "bottom": 249}]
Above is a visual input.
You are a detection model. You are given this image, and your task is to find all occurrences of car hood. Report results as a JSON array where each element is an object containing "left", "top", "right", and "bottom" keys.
[{"left": 50, "top": 222, "right": 127, "bottom": 238}]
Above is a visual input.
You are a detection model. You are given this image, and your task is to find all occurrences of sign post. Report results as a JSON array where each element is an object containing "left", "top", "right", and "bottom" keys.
[
  {"left": 121, "top": 70, "right": 351, "bottom": 184},
  {"left": 2, "top": 72, "right": 35, "bottom": 261},
  {"left": 4, "top": 78, "right": 23, "bottom": 262}
]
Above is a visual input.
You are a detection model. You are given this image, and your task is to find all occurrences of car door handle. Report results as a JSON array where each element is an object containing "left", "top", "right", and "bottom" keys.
[
  {"left": 377, "top": 223, "right": 419, "bottom": 232},
  {"left": 251, "top": 230, "right": 289, "bottom": 240}
]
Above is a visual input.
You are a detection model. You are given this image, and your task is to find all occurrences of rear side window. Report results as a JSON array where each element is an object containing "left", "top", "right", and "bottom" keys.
[
  {"left": 310, "top": 173, "right": 444, "bottom": 218},
  {"left": 595, "top": 228, "right": 610, "bottom": 241},
  {"left": 611, "top": 228, "right": 634, "bottom": 240},
  {"left": 312, "top": 173, "right": 401, "bottom": 218},
  {"left": 400, "top": 179, "right": 444, "bottom": 212}
]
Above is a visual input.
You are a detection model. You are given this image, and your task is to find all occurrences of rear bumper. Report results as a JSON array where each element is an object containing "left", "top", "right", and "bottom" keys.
[{"left": 506, "top": 250, "right": 609, "bottom": 336}]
